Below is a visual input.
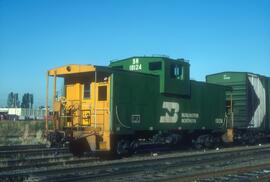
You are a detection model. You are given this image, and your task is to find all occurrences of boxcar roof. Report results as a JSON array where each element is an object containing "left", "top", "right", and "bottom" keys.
[{"left": 206, "top": 71, "right": 269, "bottom": 78}]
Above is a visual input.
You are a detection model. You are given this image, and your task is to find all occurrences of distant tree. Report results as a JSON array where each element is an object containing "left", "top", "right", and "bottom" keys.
[
  {"left": 21, "top": 93, "right": 29, "bottom": 108},
  {"left": 21, "top": 93, "right": 34, "bottom": 108},
  {"left": 13, "top": 93, "right": 20, "bottom": 107},
  {"left": 30, "top": 94, "right": 33, "bottom": 108},
  {"left": 7, "top": 92, "right": 20, "bottom": 108},
  {"left": 7, "top": 92, "right": 14, "bottom": 107}
]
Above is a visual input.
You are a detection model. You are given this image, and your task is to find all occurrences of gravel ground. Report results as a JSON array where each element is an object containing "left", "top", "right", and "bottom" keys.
[{"left": 0, "top": 120, "right": 50, "bottom": 146}]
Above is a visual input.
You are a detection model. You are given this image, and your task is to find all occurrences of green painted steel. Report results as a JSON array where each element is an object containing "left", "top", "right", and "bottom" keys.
[
  {"left": 206, "top": 72, "right": 270, "bottom": 130},
  {"left": 107, "top": 57, "right": 228, "bottom": 135},
  {"left": 109, "top": 56, "right": 190, "bottom": 96}
]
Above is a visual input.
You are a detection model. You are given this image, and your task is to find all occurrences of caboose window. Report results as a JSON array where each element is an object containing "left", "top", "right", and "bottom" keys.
[
  {"left": 84, "top": 83, "right": 91, "bottom": 99},
  {"left": 170, "top": 64, "right": 182, "bottom": 79},
  {"left": 149, "top": 62, "right": 162, "bottom": 70},
  {"left": 112, "top": 66, "right": 123, "bottom": 70},
  {"left": 98, "top": 86, "right": 107, "bottom": 101}
]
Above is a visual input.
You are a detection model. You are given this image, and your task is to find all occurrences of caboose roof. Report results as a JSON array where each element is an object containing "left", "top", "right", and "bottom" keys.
[{"left": 48, "top": 64, "right": 110, "bottom": 77}]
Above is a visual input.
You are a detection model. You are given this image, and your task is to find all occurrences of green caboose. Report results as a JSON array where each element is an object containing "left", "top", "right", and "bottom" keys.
[
  {"left": 46, "top": 56, "right": 231, "bottom": 155},
  {"left": 109, "top": 57, "right": 231, "bottom": 153}
]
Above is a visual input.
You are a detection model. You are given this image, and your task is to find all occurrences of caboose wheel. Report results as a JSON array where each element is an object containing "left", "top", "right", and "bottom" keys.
[
  {"left": 129, "top": 139, "right": 140, "bottom": 153},
  {"left": 193, "top": 142, "right": 203, "bottom": 149},
  {"left": 204, "top": 135, "right": 214, "bottom": 148},
  {"left": 116, "top": 139, "right": 130, "bottom": 156},
  {"left": 193, "top": 135, "right": 216, "bottom": 149},
  {"left": 47, "top": 131, "right": 64, "bottom": 147}
]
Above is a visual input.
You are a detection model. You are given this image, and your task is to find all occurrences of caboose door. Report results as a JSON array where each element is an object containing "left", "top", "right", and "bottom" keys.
[
  {"left": 81, "top": 74, "right": 110, "bottom": 131},
  {"left": 92, "top": 81, "right": 110, "bottom": 130}
]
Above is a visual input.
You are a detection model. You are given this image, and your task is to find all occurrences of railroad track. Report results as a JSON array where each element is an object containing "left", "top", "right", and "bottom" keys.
[
  {"left": 1, "top": 144, "right": 270, "bottom": 182},
  {"left": 0, "top": 153, "right": 73, "bottom": 171},
  {"left": 0, "top": 144, "right": 47, "bottom": 151},
  {"left": 165, "top": 163, "right": 270, "bottom": 182},
  {"left": 0, "top": 144, "right": 72, "bottom": 172},
  {"left": 0, "top": 144, "right": 99, "bottom": 182},
  {"left": 0, "top": 146, "right": 69, "bottom": 159}
]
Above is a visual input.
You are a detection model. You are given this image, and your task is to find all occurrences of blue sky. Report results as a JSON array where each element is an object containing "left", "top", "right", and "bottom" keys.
[{"left": 0, "top": 0, "right": 270, "bottom": 107}]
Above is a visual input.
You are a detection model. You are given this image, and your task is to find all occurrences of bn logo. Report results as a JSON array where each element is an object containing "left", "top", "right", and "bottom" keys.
[{"left": 160, "top": 102, "right": 179, "bottom": 123}]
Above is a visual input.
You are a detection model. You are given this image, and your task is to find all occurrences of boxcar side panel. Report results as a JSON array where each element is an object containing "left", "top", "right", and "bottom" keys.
[{"left": 207, "top": 72, "right": 270, "bottom": 131}]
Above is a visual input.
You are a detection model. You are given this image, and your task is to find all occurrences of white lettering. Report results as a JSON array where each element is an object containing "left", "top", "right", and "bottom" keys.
[
  {"left": 181, "top": 113, "right": 199, "bottom": 118},
  {"left": 223, "top": 75, "right": 231, "bottom": 80},
  {"left": 181, "top": 112, "right": 199, "bottom": 124},
  {"left": 181, "top": 118, "right": 197, "bottom": 123},
  {"left": 215, "top": 118, "right": 224, "bottom": 124},
  {"left": 129, "top": 58, "right": 142, "bottom": 71}
]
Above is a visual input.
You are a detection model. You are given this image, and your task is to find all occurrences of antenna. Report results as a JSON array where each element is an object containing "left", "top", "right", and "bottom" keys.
[{"left": 151, "top": 54, "right": 170, "bottom": 58}]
